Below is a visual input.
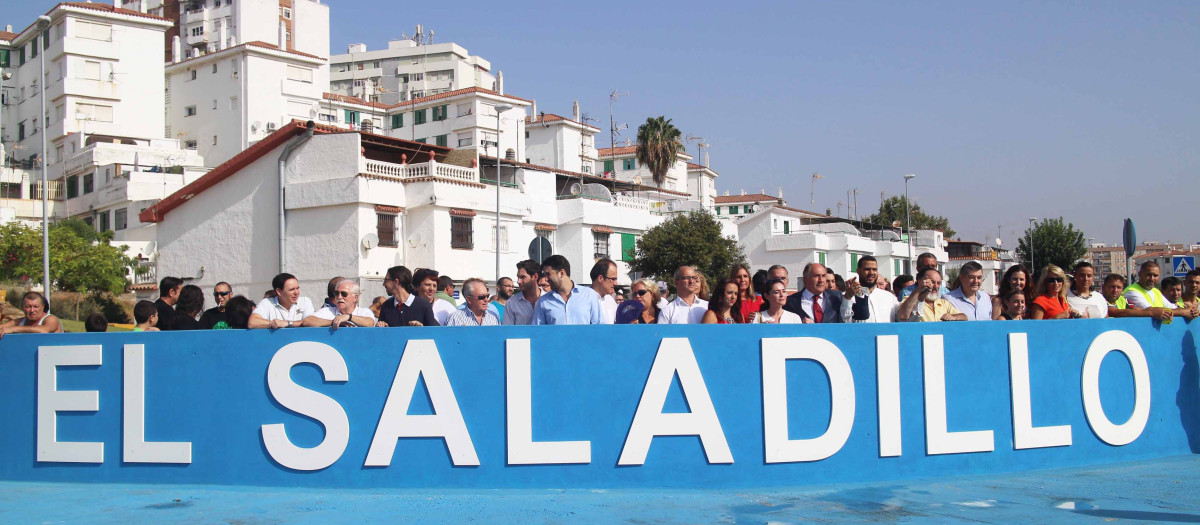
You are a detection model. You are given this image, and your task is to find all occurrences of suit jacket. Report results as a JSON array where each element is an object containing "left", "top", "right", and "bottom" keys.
[{"left": 783, "top": 290, "right": 846, "bottom": 323}]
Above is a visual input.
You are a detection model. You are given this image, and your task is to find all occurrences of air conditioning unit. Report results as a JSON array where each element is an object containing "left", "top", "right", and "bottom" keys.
[{"left": 265, "top": 122, "right": 277, "bottom": 131}]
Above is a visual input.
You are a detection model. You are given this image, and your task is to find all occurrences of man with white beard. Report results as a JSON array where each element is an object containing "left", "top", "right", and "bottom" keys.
[{"left": 897, "top": 267, "right": 967, "bottom": 322}]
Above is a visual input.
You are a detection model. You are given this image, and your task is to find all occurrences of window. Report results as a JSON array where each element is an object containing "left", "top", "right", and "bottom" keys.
[
  {"left": 622, "top": 158, "right": 636, "bottom": 170},
  {"left": 0, "top": 49, "right": 8, "bottom": 68},
  {"left": 818, "top": 252, "right": 827, "bottom": 266},
  {"left": 593, "top": 232, "right": 610, "bottom": 259},
  {"left": 434, "top": 134, "right": 448, "bottom": 147},
  {"left": 18, "top": 47, "right": 25, "bottom": 66},
  {"left": 77, "top": 21, "right": 113, "bottom": 41},
  {"left": 211, "top": 98, "right": 218, "bottom": 109},
  {"left": 372, "top": 61, "right": 380, "bottom": 68},
  {"left": 783, "top": 221, "right": 790, "bottom": 234},
  {"left": 377, "top": 213, "right": 397, "bottom": 247},
  {"left": 490, "top": 224, "right": 509, "bottom": 252},
  {"left": 66, "top": 175, "right": 79, "bottom": 199},
  {"left": 410, "top": 72, "right": 423, "bottom": 82},
  {"left": 190, "top": 69, "right": 197, "bottom": 80},
  {"left": 451, "top": 217, "right": 473, "bottom": 249},
  {"left": 344, "top": 110, "right": 359, "bottom": 124},
  {"left": 603, "top": 160, "right": 614, "bottom": 174},
  {"left": 80, "top": 60, "right": 102, "bottom": 80},
  {"left": 432, "top": 104, "right": 448, "bottom": 121},
  {"left": 413, "top": 109, "right": 427, "bottom": 125},
  {"left": 115, "top": 208, "right": 128, "bottom": 230},
  {"left": 185, "top": 140, "right": 198, "bottom": 149},
  {"left": 391, "top": 114, "right": 403, "bottom": 128},
  {"left": 212, "top": 135, "right": 218, "bottom": 146},
  {"left": 0, "top": 182, "right": 20, "bottom": 199},
  {"left": 83, "top": 173, "right": 94, "bottom": 194},
  {"left": 414, "top": 138, "right": 426, "bottom": 144},
  {"left": 30, "top": 41, "right": 38, "bottom": 59},
  {"left": 456, "top": 103, "right": 472, "bottom": 117},
  {"left": 457, "top": 132, "right": 473, "bottom": 147},
  {"left": 621, "top": 233, "right": 636, "bottom": 261},
  {"left": 850, "top": 253, "right": 859, "bottom": 271},
  {"left": 318, "top": 112, "right": 335, "bottom": 122},
  {"left": 281, "top": 7, "right": 291, "bottom": 18},
  {"left": 357, "top": 63, "right": 364, "bottom": 70},
  {"left": 43, "top": 29, "right": 50, "bottom": 50},
  {"left": 185, "top": 105, "right": 197, "bottom": 117},
  {"left": 286, "top": 65, "right": 312, "bottom": 83},
  {"left": 98, "top": 210, "right": 109, "bottom": 232},
  {"left": 728, "top": 206, "right": 737, "bottom": 214}
]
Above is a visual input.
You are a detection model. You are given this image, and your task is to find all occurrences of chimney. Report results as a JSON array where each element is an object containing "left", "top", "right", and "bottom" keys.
[
  {"left": 5, "top": 25, "right": 12, "bottom": 32},
  {"left": 704, "top": 151, "right": 709, "bottom": 167},
  {"left": 740, "top": 189, "right": 746, "bottom": 196},
  {"left": 496, "top": 70, "right": 504, "bottom": 95},
  {"left": 279, "top": 21, "right": 287, "bottom": 49},
  {"left": 172, "top": 35, "right": 181, "bottom": 63},
  {"left": 778, "top": 187, "right": 783, "bottom": 199},
  {"left": 531, "top": 99, "right": 537, "bottom": 118},
  {"left": 113, "top": 0, "right": 122, "bottom": 9},
  {"left": 573, "top": 100, "right": 580, "bottom": 122}
]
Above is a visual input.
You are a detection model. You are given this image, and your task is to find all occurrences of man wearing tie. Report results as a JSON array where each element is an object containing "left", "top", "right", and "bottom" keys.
[{"left": 784, "top": 262, "right": 847, "bottom": 323}]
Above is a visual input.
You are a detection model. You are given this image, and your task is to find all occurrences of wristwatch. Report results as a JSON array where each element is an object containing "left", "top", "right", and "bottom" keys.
[{"left": 287, "top": 320, "right": 294, "bottom": 328}]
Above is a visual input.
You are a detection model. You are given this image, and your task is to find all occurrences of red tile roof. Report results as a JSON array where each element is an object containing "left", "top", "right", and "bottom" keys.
[
  {"left": 775, "top": 204, "right": 832, "bottom": 218},
  {"left": 525, "top": 113, "right": 601, "bottom": 132},
  {"left": 0, "top": 31, "right": 17, "bottom": 42},
  {"left": 139, "top": 120, "right": 445, "bottom": 223},
  {"left": 714, "top": 193, "right": 780, "bottom": 204},
  {"left": 322, "top": 92, "right": 391, "bottom": 110},
  {"left": 60, "top": 2, "right": 172, "bottom": 22},
  {"left": 596, "top": 146, "right": 638, "bottom": 156}
]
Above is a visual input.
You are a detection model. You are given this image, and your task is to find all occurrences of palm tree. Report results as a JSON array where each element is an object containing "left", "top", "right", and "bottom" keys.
[{"left": 635, "top": 116, "right": 683, "bottom": 187}]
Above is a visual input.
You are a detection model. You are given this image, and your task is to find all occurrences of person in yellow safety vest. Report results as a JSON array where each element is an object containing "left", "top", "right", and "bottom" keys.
[
  {"left": 1122, "top": 261, "right": 1197, "bottom": 321},
  {"left": 1161, "top": 276, "right": 1186, "bottom": 308},
  {"left": 1102, "top": 273, "right": 1142, "bottom": 318},
  {"left": 1183, "top": 269, "right": 1200, "bottom": 313}
]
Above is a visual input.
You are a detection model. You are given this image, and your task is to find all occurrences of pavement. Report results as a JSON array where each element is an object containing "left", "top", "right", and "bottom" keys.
[{"left": 2, "top": 455, "right": 1198, "bottom": 524}]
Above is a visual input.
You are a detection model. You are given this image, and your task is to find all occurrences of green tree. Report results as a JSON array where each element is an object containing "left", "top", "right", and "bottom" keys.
[
  {"left": 628, "top": 211, "right": 747, "bottom": 286},
  {"left": 864, "top": 195, "right": 956, "bottom": 239},
  {"left": 1017, "top": 217, "right": 1087, "bottom": 277},
  {"left": 635, "top": 116, "right": 683, "bottom": 187},
  {"left": 0, "top": 220, "right": 132, "bottom": 295}
]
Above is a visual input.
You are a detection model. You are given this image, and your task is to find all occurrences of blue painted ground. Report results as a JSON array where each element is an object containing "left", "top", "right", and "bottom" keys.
[{"left": 2, "top": 454, "right": 1198, "bottom": 524}]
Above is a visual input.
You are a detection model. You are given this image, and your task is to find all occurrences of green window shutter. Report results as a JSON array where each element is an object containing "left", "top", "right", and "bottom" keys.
[
  {"left": 415, "top": 109, "right": 427, "bottom": 124},
  {"left": 851, "top": 253, "right": 859, "bottom": 271},
  {"left": 415, "top": 138, "right": 426, "bottom": 144},
  {"left": 391, "top": 114, "right": 402, "bottom": 128},
  {"left": 621, "top": 233, "right": 636, "bottom": 261},
  {"left": 435, "top": 134, "right": 447, "bottom": 147},
  {"left": 43, "top": 31, "right": 50, "bottom": 50},
  {"left": 894, "top": 259, "right": 901, "bottom": 275},
  {"left": 715, "top": 207, "right": 720, "bottom": 215},
  {"left": 729, "top": 206, "right": 737, "bottom": 214},
  {"left": 603, "top": 160, "right": 614, "bottom": 173},
  {"left": 819, "top": 252, "right": 827, "bottom": 265},
  {"left": 19, "top": 47, "right": 25, "bottom": 66},
  {"left": 783, "top": 221, "right": 790, "bottom": 234},
  {"left": 0, "top": 49, "right": 8, "bottom": 68}
]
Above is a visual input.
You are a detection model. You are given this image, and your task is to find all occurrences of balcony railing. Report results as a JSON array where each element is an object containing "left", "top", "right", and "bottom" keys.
[
  {"left": 30, "top": 179, "right": 65, "bottom": 201},
  {"left": 361, "top": 159, "right": 479, "bottom": 184},
  {"left": 612, "top": 194, "right": 650, "bottom": 211},
  {"left": 133, "top": 260, "right": 157, "bottom": 285}
]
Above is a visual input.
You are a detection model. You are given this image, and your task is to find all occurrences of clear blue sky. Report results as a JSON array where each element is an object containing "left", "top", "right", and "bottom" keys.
[{"left": 8, "top": 1, "right": 1198, "bottom": 246}]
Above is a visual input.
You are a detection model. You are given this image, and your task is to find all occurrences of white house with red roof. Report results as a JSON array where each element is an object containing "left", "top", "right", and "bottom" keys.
[
  {"left": 524, "top": 102, "right": 601, "bottom": 175},
  {"left": 137, "top": 121, "right": 688, "bottom": 303}
]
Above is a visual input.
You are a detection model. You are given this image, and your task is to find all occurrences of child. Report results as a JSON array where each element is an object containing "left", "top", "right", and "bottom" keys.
[
  {"left": 84, "top": 313, "right": 108, "bottom": 332},
  {"left": 133, "top": 300, "right": 160, "bottom": 332}
]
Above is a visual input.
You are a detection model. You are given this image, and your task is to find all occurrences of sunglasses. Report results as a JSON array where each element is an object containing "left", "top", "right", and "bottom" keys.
[
  {"left": 214, "top": 291, "right": 231, "bottom": 297},
  {"left": 635, "top": 289, "right": 649, "bottom": 296},
  {"left": 335, "top": 291, "right": 356, "bottom": 298},
  {"left": 474, "top": 294, "right": 489, "bottom": 301},
  {"left": 1047, "top": 277, "right": 1064, "bottom": 283}
]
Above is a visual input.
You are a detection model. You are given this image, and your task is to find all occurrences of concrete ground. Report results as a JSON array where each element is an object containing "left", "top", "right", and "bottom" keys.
[{"left": 2, "top": 455, "right": 1198, "bottom": 524}]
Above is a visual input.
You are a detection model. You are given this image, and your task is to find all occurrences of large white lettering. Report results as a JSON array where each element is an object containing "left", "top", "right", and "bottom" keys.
[
  {"left": 37, "top": 345, "right": 104, "bottom": 463},
  {"left": 261, "top": 341, "right": 350, "bottom": 471},
  {"left": 1081, "top": 330, "right": 1150, "bottom": 446},
  {"left": 505, "top": 339, "right": 591, "bottom": 465},
  {"left": 876, "top": 335, "right": 902, "bottom": 457},
  {"left": 365, "top": 340, "right": 479, "bottom": 467},
  {"left": 618, "top": 338, "right": 732, "bottom": 465},
  {"left": 123, "top": 344, "right": 192, "bottom": 463},
  {"left": 761, "top": 337, "right": 856, "bottom": 463},
  {"left": 1008, "top": 333, "right": 1072, "bottom": 449},
  {"left": 922, "top": 335, "right": 995, "bottom": 455}
]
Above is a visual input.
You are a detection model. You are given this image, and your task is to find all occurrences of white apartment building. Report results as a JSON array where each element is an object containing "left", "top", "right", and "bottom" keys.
[
  {"left": 712, "top": 191, "right": 785, "bottom": 221},
  {"left": 165, "top": 39, "right": 326, "bottom": 167},
  {"left": 594, "top": 145, "right": 701, "bottom": 197},
  {"left": 329, "top": 37, "right": 495, "bottom": 105},
  {"left": 524, "top": 103, "right": 600, "bottom": 175},
  {"left": 141, "top": 122, "right": 697, "bottom": 302},
  {"left": 122, "top": 0, "right": 329, "bottom": 62},
  {"left": 319, "top": 87, "right": 530, "bottom": 161}
]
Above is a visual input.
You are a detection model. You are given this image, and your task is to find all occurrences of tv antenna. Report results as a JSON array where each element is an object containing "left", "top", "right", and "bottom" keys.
[{"left": 686, "top": 134, "right": 710, "bottom": 168}]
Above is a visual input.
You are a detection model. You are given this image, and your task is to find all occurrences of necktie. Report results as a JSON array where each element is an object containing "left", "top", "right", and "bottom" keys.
[{"left": 813, "top": 295, "right": 824, "bottom": 323}]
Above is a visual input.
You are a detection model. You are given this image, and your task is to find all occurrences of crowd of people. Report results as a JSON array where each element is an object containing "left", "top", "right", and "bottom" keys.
[{"left": 2, "top": 251, "right": 1198, "bottom": 337}]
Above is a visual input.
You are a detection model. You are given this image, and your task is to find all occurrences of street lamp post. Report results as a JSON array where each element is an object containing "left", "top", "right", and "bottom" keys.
[
  {"left": 493, "top": 103, "right": 513, "bottom": 284},
  {"left": 38, "top": 15, "right": 51, "bottom": 302},
  {"left": 903, "top": 174, "right": 916, "bottom": 273},
  {"left": 1028, "top": 217, "right": 1037, "bottom": 276}
]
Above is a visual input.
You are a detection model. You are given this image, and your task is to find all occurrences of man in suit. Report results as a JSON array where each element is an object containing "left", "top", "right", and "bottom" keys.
[{"left": 784, "top": 262, "right": 846, "bottom": 323}]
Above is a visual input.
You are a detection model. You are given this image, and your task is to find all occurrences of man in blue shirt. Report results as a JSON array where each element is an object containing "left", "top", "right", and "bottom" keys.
[
  {"left": 533, "top": 255, "right": 604, "bottom": 325},
  {"left": 943, "top": 261, "right": 993, "bottom": 320}
]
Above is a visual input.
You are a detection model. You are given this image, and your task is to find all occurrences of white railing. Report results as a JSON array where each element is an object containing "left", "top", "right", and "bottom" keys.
[
  {"left": 612, "top": 194, "right": 650, "bottom": 211},
  {"left": 362, "top": 159, "right": 478, "bottom": 183}
]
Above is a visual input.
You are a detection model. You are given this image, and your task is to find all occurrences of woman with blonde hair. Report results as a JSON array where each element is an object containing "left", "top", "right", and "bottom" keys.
[
  {"left": 616, "top": 278, "right": 662, "bottom": 324},
  {"left": 1030, "top": 264, "right": 1081, "bottom": 319},
  {"left": 729, "top": 264, "right": 762, "bottom": 322}
]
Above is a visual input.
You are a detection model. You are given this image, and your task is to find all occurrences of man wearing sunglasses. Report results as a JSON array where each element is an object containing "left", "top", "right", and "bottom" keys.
[
  {"left": 199, "top": 281, "right": 234, "bottom": 329},
  {"left": 304, "top": 279, "right": 378, "bottom": 328},
  {"left": 444, "top": 278, "right": 500, "bottom": 326}
]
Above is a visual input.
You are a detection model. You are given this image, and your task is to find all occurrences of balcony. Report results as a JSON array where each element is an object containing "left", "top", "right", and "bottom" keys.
[
  {"left": 133, "top": 260, "right": 157, "bottom": 285},
  {"left": 361, "top": 159, "right": 479, "bottom": 184}
]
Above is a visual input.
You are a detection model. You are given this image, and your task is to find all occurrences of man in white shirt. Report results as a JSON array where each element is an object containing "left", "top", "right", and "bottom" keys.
[
  {"left": 1066, "top": 262, "right": 1108, "bottom": 319},
  {"left": 249, "top": 273, "right": 315, "bottom": 329},
  {"left": 590, "top": 258, "right": 619, "bottom": 324},
  {"left": 658, "top": 266, "right": 709, "bottom": 324},
  {"left": 413, "top": 269, "right": 457, "bottom": 325},
  {"left": 503, "top": 260, "right": 543, "bottom": 325},
  {"left": 445, "top": 279, "right": 501, "bottom": 326},
  {"left": 841, "top": 256, "right": 898, "bottom": 323},
  {"left": 1122, "top": 261, "right": 1196, "bottom": 321},
  {"left": 304, "top": 279, "right": 377, "bottom": 328}
]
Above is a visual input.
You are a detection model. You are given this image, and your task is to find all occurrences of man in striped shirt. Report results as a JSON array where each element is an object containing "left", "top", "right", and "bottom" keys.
[{"left": 445, "top": 278, "right": 500, "bottom": 326}]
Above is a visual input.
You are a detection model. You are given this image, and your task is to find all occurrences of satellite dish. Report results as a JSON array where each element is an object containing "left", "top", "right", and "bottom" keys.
[
  {"left": 995, "top": 238, "right": 1003, "bottom": 247},
  {"left": 568, "top": 182, "right": 581, "bottom": 195},
  {"left": 251, "top": 121, "right": 261, "bottom": 133},
  {"left": 633, "top": 175, "right": 643, "bottom": 185},
  {"left": 528, "top": 237, "right": 553, "bottom": 264},
  {"left": 362, "top": 232, "right": 379, "bottom": 250}
]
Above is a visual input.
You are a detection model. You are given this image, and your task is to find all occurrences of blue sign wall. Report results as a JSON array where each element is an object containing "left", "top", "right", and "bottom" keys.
[{"left": 0, "top": 319, "right": 1196, "bottom": 489}]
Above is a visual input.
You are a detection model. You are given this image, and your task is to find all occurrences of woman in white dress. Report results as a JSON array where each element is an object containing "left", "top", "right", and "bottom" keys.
[{"left": 754, "top": 278, "right": 805, "bottom": 324}]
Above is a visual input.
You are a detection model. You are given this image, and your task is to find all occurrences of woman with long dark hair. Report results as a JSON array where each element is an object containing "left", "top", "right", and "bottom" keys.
[
  {"left": 172, "top": 285, "right": 205, "bottom": 330},
  {"left": 992, "top": 264, "right": 1033, "bottom": 319},
  {"left": 702, "top": 278, "right": 744, "bottom": 324}
]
